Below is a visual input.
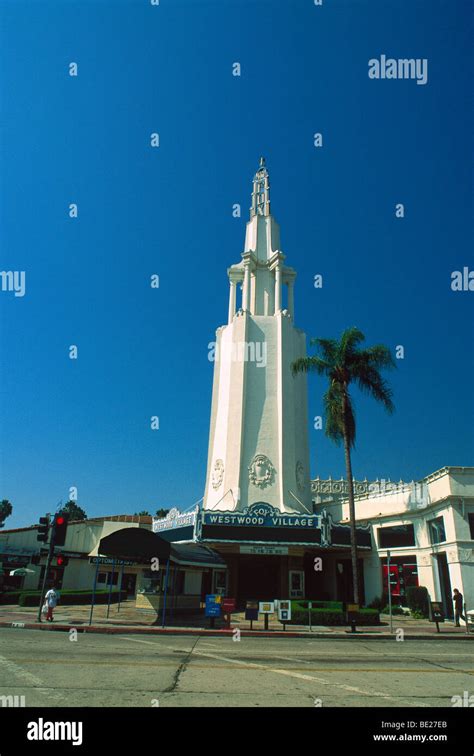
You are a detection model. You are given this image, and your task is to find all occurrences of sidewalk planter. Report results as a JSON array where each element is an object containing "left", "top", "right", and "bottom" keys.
[{"left": 289, "top": 600, "right": 380, "bottom": 626}]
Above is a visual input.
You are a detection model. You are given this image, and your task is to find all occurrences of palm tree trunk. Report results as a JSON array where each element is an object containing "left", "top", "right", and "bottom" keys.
[{"left": 343, "top": 429, "right": 359, "bottom": 606}]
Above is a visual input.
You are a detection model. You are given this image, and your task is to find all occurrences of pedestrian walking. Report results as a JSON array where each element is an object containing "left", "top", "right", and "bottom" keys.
[
  {"left": 453, "top": 588, "right": 465, "bottom": 626},
  {"left": 45, "top": 586, "right": 59, "bottom": 622}
]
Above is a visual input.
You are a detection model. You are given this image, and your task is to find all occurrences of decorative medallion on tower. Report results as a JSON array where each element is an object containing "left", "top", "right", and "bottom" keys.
[
  {"left": 296, "top": 461, "right": 306, "bottom": 492},
  {"left": 248, "top": 454, "right": 276, "bottom": 489},
  {"left": 211, "top": 459, "right": 224, "bottom": 490}
]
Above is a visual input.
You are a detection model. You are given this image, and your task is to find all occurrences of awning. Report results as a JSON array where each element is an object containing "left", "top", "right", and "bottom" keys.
[
  {"left": 170, "top": 543, "right": 227, "bottom": 568},
  {"left": 99, "top": 528, "right": 171, "bottom": 562},
  {"left": 98, "top": 527, "right": 226, "bottom": 569}
]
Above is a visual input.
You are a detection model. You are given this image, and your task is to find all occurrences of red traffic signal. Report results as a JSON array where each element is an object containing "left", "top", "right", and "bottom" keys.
[
  {"left": 53, "top": 512, "right": 69, "bottom": 546},
  {"left": 56, "top": 555, "right": 69, "bottom": 567}
]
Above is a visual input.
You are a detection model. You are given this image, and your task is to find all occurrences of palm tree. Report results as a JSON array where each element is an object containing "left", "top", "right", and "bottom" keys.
[{"left": 292, "top": 326, "right": 395, "bottom": 605}]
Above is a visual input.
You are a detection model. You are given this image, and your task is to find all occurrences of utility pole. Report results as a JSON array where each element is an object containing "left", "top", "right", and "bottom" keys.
[
  {"left": 37, "top": 522, "right": 55, "bottom": 622},
  {"left": 36, "top": 511, "right": 70, "bottom": 621}
]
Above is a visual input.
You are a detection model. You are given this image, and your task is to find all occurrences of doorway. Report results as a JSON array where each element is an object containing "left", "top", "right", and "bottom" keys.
[
  {"left": 237, "top": 556, "right": 280, "bottom": 606},
  {"left": 121, "top": 573, "right": 137, "bottom": 597},
  {"left": 335, "top": 559, "right": 365, "bottom": 604},
  {"left": 435, "top": 552, "right": 453, "bottom": 618}
]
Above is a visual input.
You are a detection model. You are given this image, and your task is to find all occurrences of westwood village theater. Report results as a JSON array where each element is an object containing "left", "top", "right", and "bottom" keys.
[
  {"left": 153, "top": 159, "right": 371, "bottom": 608},
  {"left": 1, "top": 161, "right": 473, "bottom": 622}
]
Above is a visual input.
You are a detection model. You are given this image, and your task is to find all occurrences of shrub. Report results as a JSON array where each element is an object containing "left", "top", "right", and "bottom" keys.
[
  {"left": 289, "top": 606, "right": 380, "bottom": 626},
  {"left": 0, "top": 591, "right": 22, "bottom": 605},
  {"left": 406, "top": 586, "right": 429, "bottom": 617},
  {"left": 381, "top": 605, "right": 405, "bottom": 615},
  {"left": 295, "top": 600, "right": 343, "bottom": 611},
  {"left": 367, "top": 594, "right": 389, "bottom": 611}
]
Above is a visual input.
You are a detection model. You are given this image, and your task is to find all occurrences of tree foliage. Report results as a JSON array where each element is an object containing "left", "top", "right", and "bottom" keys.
[
  {"left": 0, "top": 499, "right": 13, "bottom": 528},
  {"left": 59, "top": 500, "right": 87, "bottom": 521}
]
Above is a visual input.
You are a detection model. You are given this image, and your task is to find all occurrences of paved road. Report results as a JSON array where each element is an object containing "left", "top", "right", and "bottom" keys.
[{"left": 0, "top": 628, "right": 473, "bottom": 707}]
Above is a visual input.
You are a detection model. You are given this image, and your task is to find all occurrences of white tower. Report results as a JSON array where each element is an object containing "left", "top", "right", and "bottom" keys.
[{"left": 203, "top": 158, "right": 311, "bottom": 515}]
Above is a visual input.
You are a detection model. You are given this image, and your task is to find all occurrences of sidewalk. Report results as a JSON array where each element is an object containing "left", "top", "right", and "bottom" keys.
[{"left": 0, "top": 603, "right": 472, "bottom": 639}]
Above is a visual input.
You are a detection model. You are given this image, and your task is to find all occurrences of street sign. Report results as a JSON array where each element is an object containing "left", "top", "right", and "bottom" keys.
[
  {"left": 90, "top": 557, "right": 137, "bottom": 566},
  {"left": 277, "top": 600, "right": 292, "bottom": 622},
  {"left": 205, "top": 594, "right": 222, "bottom": 617}
]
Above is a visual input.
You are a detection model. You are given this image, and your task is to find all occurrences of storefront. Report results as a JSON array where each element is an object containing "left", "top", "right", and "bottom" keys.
[
  {"left": 97, "top": 527, "right": 229, "bottom": 614},
  {"left": 153, "top": 503, "right": 372, "bottom": 608},
  {"left": 0, "top": 553, "right": 34, "bottom": 591},
  {"left": 381, "top": 555, "right": 419, "bottom": 605}
]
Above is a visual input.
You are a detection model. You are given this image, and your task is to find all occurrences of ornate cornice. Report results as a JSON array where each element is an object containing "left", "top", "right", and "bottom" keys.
[
  {"left": 311, "top": 477, "right": 408, "bottom": 498},
  {"left": 311, "top": 467, "right": 474, "bottom": 499}
]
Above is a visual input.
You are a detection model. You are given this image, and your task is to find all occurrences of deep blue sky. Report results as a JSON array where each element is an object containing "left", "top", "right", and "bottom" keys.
[{"left": 1, "top": 0, "right": 472, "bottom": 528}]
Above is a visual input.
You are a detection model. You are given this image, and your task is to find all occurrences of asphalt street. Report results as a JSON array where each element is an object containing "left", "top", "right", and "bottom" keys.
[{"left": 0, "top": 628, "right": 473, "bottom": 707}]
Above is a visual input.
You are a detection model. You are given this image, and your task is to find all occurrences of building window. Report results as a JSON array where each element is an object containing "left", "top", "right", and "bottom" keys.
[
  {"left": 378, "top": 524, "right": 415, "bottom": 548},
  {"left": 139, "top": 569, "right": 162, "bottom": 594},
  {"left": 213, "top": 570, "right": 227, "bottom": 595},
  {"left": 428, "top": 516, "right": 446, "bottom": 545},
  {"left": 469, "top": 513, "right": 474, "bottom": 540}
]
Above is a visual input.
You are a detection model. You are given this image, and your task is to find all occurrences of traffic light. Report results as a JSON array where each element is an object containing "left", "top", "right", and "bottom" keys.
[
  {"left": 56, "top": 555, "right": 69, "bottom": 567},
  {"left": 37, "top": 516, "right": 50, "bottom": 543},
  {"left": 53, "top": 512, "right": 69, "bottom": 546}
]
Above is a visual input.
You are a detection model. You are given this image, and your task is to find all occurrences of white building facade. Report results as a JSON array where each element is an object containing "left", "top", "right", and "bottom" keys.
[{"left": 314, "top": 466, "right": 474, "bottom": 616}]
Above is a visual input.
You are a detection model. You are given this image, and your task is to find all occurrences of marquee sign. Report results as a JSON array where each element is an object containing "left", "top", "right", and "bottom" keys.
[
  {"left": 240, "top": 545, "right": 288, "bottom": 555},
  {"left": 152, "top": 507, "right": 197, "bottom": 533},
  {"left": 90, "top": 557, "right": 137, "bottom": 566},
  {"left": 202, "top": 502, "right": 319, "bottom": 529}
]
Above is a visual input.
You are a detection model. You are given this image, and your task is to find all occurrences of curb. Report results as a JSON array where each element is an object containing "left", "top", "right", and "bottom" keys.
[{"left": 1, "top": 620, "right": 473, "bottom": 640}]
